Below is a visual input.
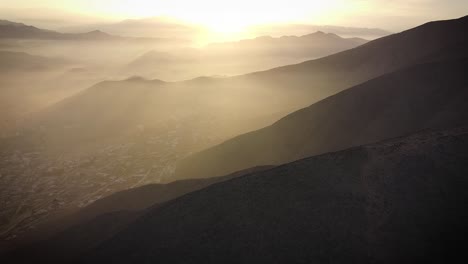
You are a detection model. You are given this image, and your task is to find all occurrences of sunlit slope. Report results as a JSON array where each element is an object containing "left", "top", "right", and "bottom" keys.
[{"left": 175, "top": 57, "right": 468, "bottom": 179}]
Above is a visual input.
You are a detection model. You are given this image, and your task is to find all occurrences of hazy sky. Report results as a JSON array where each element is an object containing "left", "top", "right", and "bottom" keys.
[{"left": 1, "top": 0, "right": 467, "bottom": 32}]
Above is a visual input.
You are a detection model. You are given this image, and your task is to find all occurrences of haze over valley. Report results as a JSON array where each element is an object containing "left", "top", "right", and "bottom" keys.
[{"left": 1, "top": 1, "right": 468, "bottom": 263}]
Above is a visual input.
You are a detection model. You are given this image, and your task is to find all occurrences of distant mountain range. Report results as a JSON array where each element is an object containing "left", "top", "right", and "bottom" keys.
[
  {"left": 59, "top": 17, "right": 204, "bottom": 41},
  {"left": 0, "top": 19, "right": 183, "bottom": 43},
  {"left": 125, "top": 31, "right": 368, "bottom": 79},
  {"left": 205, "top": 31, "right": 367, "bottom": 51},
  {"left": 0, "top": 20, "right": 117, "bottom": 40},
  {"left": 249, "top": 23, "right": 392, "bottom": 39},
  {"left": 59, "top": 17, "right": 391, "bottom": 40}
]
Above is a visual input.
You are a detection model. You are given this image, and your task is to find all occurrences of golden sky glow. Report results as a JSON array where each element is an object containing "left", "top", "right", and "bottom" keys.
[
  {"left": 1, "top": 0, "right": 353, "bottom": 32},
  {"left": 1, "top": 0, "right": 467, "bottom": 35},
  {"left": 102, "top": 0, "right": 349, "bottom": 32}
]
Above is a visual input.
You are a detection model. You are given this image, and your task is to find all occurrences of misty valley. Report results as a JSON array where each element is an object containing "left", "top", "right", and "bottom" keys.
[{"left": 0, "top": 4, "right": 467, "bottom": 264}]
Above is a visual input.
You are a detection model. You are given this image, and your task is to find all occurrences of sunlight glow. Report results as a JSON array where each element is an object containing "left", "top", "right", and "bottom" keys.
[
  {"left": 130, "top": 0, "right": 342, "bottom": 29},
  {"left": 93, "top": 0, "right": 349, "bottom": 42},
  {"left": 2, "top": 0, "right": 468, "bottom": 35},
  {"left": 82, "top": 0, "right": 348, "bottom": 34}
]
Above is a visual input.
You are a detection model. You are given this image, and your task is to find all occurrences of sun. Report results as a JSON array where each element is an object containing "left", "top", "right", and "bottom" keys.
[{"left": 206, "top": 20, "right": 247, "bottom": 34}]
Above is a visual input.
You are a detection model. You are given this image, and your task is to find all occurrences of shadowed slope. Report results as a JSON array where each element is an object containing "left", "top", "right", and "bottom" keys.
[
  {"left": 81, "top": 126, "right": 468, "bottom": 264},
  {"left": 75, "top": 166, "right": 273, "bottom": 218},
  {"left": 2, "top": 166, "right": 273, "bottom": 259}
]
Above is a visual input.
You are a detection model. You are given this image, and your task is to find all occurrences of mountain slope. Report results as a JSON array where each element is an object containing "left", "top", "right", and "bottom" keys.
[
  {"left": 73, "top": 166, "right": 272, "bottom": 218},
  {"left": 14, "top": 166, "right": 273, "bottom": 245},
  {"left": 1, "top": 166, "right": 273, "bottom": 259},
  {"left": 175, "top": 57, "right": 468, "bottom": 179},
  {"left": 0, "top": 51, "right": 68, "bottom": 72},
  {"left": 56, "top": 126, "right": 468, "bottom": 264}
]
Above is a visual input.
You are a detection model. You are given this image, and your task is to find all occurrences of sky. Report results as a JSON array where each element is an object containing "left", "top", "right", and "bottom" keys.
[{"left": 1, "top": 0, "right": 467, "bottom": 33}]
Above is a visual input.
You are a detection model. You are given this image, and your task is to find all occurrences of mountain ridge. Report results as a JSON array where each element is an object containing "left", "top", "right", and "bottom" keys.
[{"left": 175, "top": 56, "right": 468, "bottom": 180}]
